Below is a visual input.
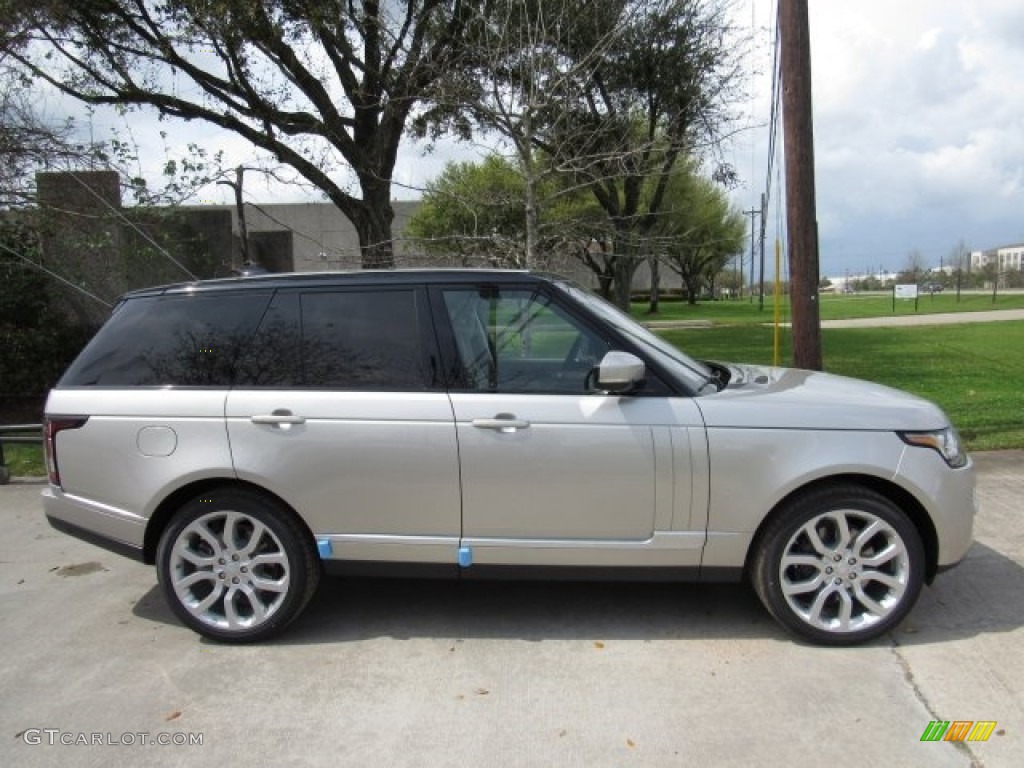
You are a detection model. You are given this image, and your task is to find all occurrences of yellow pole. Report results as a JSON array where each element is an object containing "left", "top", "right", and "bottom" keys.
[{"left": 773, "top": 238, "right": 782, "bottom": 366}]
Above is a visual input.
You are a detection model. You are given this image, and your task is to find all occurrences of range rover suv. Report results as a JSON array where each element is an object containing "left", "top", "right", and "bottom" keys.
[{"left": 43, "top": 270, "right": 976, "bottom": 645}]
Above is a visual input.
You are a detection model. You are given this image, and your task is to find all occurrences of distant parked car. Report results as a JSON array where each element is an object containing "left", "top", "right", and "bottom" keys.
[
  {"left": 42, "top": 270, "right": 976, "bottom": 645},
  {"left": 922, "top": 283, "right": 944, "bottom": 294}
]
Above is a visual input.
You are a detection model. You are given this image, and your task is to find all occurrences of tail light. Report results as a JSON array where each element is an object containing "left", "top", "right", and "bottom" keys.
[{"left": 44, "top": 417, "right": 88, "bottom": 488}]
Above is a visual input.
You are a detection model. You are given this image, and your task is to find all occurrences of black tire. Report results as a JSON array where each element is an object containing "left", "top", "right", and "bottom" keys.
[
  {"left": 156, "top": 487, "right": 320, "bottom": 643},
  {"left": 750, "top": 484, "right": 925, "bottom": 646}
]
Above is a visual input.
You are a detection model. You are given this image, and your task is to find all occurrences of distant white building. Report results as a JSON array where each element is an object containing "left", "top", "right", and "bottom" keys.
[{"left": 971, "top": 243, "right": 1024, "bottom": 272}]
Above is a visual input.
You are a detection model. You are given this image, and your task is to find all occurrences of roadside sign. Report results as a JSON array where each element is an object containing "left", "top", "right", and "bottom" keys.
[{"left": 893, "top": 283, "right": 919, "bottom": 312}]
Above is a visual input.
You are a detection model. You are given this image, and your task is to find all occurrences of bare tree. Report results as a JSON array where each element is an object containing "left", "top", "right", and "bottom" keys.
[
  {"left": 897, "top": 248, "right": 929, "bottom": 284},
  {"left": 418, "top": 0, "right": 627, "bottom": 270},
  {"left": 0, "top": 62, "right": 95, "bottom": 208}
]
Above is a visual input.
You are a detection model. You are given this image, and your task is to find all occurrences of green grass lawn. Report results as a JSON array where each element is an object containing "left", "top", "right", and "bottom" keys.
[
  {"left": 634, "top": 291, "right": 1024, "bottom": 325},
  {"left": 656, "top": 321, "right": 1024, "bottom": 451},
  {"left": 1, "top": 443, "right": 44, "bottom": 477}
]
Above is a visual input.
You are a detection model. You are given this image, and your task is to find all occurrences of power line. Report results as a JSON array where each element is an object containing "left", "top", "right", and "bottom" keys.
[
  {"left": 65, "top": 171, "right": 198, "bottom": 280},
  {"left": 763, "top": 0, "right": 782, "bottom": 212}
]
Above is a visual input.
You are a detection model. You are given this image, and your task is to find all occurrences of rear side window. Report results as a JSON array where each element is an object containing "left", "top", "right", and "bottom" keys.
[
  {"left": 237, "top": 288, "right": 435, "bottom": 390},
  {"left": 60, "top": 292, "right": 271, "bottom": 387}
]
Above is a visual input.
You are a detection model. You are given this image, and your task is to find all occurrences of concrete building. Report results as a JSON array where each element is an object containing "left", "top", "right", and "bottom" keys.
[
  {"left": 31, "top": 170, "right": 702, "bottom": 308},
  {"left": 971, "top": 243, "right": 1024, "bottom": 273}
]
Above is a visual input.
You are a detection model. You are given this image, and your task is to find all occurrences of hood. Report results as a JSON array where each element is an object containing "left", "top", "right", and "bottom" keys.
[{"left": 694, "top": 364, "right": 950, "bottom": 432}]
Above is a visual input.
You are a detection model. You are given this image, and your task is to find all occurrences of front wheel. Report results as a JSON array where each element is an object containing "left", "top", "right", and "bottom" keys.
[
  {"left": 750, "top": 485, "right": 925, "bottom": 646},
  {"left": 156, "top": 488, "right": 320, "bottom": 643}
]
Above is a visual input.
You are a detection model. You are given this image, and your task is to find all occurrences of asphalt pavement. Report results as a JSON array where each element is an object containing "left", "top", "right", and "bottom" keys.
[{"left": 0, "top": 454, "right": 1021, "bottom": 767}]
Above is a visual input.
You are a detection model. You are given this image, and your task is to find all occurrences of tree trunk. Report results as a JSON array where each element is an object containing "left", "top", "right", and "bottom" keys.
[
  {"left": 349, "top": 177, "right": 395, "bottom": 269},
  {"left": 647, "top": 255, "right": 660, "bottom": 313},
  {"left": 612, "top": 257, "right": 641, "bottom": 310},
  {"left": 610, "top": 231, "right": 642, "bottom": 310},
  {"left": 519, "top": 127, "right": 539, "bottom": 270},
  {"left": 684, "top": 275, "right": 700, "bottom": 305}
]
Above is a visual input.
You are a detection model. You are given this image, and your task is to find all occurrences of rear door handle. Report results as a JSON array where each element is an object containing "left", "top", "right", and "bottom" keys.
[
  {"left": 472, "top": 413, "right": 530, "bottom": 433},
  {"left": 251, "top": 410, "right": 306, "bottom": 426}
]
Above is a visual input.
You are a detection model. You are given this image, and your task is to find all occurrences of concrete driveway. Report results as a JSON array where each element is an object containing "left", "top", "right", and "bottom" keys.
[{"left": 1, "top": 454, "right": 1021, "bottom": 767}]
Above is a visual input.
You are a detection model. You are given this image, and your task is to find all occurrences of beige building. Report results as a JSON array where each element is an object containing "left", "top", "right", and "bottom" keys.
[
  {"left": 35, "top": 171, "right": 686, "bottom": 305},
  {"left": 190, "top": 199, "right": 648, "bottom": 290},
  {"left": 970, "top": 243, "right": 1024, "bottom": 273}
]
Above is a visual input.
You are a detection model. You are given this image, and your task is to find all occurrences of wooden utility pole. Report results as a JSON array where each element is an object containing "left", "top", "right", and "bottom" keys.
[
  {"left": 742, "top": 207, "right": 758, "bottom": 300},
  {"left": 780, "top": 0, "right": 822, "bottom": 369},
  {"left": 758, "top": 192, "right": 767, "bottom": 310}
]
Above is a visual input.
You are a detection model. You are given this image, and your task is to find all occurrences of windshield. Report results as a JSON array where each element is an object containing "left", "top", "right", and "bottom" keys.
[{"left": 555, "top": 281, "right": 714, "bottom": 393}]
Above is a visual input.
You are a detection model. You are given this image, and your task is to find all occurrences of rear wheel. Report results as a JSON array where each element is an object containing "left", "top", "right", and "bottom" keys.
[
  {"left": 156, "top": 488, "right": 320, "bottom": 642},
  {"left": 751, "top": 485, "right": 925, "bottom": 645}
]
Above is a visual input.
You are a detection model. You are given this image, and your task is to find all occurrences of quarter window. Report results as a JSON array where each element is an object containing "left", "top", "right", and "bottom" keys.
[{"left": 59, "top": 293, "right": 271, "bottom": 387}]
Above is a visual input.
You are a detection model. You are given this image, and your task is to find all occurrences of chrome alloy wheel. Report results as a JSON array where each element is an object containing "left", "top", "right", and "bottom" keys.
[
  {"left": 169, "top": 510, "right": 291, "bottom": 632},
  {"left": 779, "top": 509, "right": 911, "bottom": 634}
]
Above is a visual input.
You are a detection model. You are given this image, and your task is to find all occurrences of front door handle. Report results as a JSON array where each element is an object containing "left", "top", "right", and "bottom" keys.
[
  {"left": 472, "top": 413, "right": 530, "bottom": 433},
  {"left": 251, "top": 409, "right": 306, "bottom": 426}
]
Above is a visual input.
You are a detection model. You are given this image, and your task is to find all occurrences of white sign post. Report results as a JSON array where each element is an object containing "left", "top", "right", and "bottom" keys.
[{"left": 893, "top": 283, "right": 919, "bottom": 312}]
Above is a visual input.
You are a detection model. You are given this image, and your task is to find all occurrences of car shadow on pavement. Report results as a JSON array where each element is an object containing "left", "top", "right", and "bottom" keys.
[
  {"left": 132, "top": 578, "right": 781, "bottom": 643},
  {"left": 129, "top": 538, "right": 1023, "bottom": 646},
  {"left": 891, "top": 541, "right": 1024, "bottom": 646}
]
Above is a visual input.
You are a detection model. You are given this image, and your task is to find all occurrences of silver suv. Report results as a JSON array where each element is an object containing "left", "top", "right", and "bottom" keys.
[{"left": 43, "top": 270, "right": 976, "bottom": 645}]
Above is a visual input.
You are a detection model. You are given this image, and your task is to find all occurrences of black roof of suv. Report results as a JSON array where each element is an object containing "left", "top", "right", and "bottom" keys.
[{"left": 121, "top": 269, "right": 549, "bottom": 299}]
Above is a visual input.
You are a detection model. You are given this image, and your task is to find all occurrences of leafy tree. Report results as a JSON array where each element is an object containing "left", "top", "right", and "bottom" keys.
[
  {"left": 7, "top": 0, "right": 473, "bottom": 268},
  {"left": 407, "top": 155, "right": 543, "bottom": 267},
  {"left": 0, "top": 222, "right": 93, "bottom": 420},
  {"left": 407, "top": 153, "right": 608, "bottom": 271},
  {"left": 419, "top": 0, "right": 742, "bottom": 306},
  {"left": 656, "top": 167, "right": 745, "bottom": 304},
  {"left": 416, "top": 0, "right": 616, "bottom": 268},
  {"left": 537, "top": 0, "right": 741, "bottom": 308}
]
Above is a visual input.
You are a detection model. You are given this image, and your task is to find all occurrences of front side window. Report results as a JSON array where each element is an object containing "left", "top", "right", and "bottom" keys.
[
  {"left": 554, "top": 281, "right": 712, "bottom": 393},
  {"left": 442, "top": 288, "right": 610, "bottom": 394}
]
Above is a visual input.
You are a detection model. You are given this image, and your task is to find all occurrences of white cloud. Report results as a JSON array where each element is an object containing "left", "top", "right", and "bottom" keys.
[{"left": 752, "top": 0, "right": 1024, "bottom": 273}]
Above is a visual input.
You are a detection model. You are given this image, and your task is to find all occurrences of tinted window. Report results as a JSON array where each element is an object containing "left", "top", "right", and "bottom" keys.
[
  {"left": 301, "top": 290, "right": 428, "bottom": 390},
  {"left": 60, "top": 292, "right": 271, "bottom": 387},
  {"left": 234, "top": 292, "right": 302, "bottom": 387},
  {"left": 442, "top": 288, "right": 610, "bottom": 394},
  {"left": 238, "top": 289, "right": 431, "bottom": 390}
]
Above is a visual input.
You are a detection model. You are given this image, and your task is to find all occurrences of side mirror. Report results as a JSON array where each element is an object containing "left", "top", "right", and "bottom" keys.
[{"left": 595, "top": 351, "right": 645, "bottom": 394}]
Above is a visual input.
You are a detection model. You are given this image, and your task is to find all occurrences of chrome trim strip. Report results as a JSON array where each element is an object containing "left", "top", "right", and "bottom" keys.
[{"left": 314, "top": 534, "right": 459, "bottom": 563}]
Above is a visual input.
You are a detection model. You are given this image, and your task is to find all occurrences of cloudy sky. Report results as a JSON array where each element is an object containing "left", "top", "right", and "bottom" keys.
[
  {"left": 49, "top": 0, "right": 1024, "bottom": 279},
  {"left": 759, "top": 0, "right": 1024, "bottom": 277}
]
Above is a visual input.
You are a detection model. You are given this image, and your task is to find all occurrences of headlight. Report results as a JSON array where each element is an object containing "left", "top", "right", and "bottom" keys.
[{"left": 899, "top": 427, "right": 967, "bottom": 468}]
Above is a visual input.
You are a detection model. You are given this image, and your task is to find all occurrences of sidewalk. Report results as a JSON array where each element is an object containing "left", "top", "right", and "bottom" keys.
[
  {"left": 821, "top": 308, "right": 1024, "bottom": 329},
  {"left": 643, "top": 308, "right": 1024, "bottom": 331}
]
